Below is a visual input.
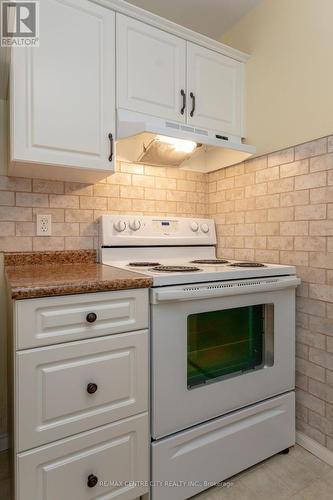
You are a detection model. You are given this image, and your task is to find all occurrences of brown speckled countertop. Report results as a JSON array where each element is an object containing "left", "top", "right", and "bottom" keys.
[{"left": 5, "top": 250, "right": 153, "bottom": 300}]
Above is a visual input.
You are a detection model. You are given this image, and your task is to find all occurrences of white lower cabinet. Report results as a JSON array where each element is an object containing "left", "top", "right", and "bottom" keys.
[
  {"left": 151, "top": 393, "right": 295, "bottom": 500},
  {"left": 11, "top": 289, "right": 150, "bottom": 500},
  {"left": 17, "top": 413, "right": 149, "bottom": 500}
]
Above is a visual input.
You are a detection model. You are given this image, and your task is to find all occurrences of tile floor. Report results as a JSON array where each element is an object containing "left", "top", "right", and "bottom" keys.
[
  {"left": 0, "top": 445, "right": 332, "bottom": 499},
  {"left": 193, "top": 445, "right": 333, "bottom": 500}
]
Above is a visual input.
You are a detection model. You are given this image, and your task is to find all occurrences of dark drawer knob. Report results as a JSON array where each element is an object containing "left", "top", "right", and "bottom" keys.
[
  {"left": 87, "top": 383, "right": 98, "bottom": 394},
  {"left": 86, "top": 312, "right": 97, "bottom": 323},
  {"left": 87, "top": 474, "right": 98, "bottom": 488}
]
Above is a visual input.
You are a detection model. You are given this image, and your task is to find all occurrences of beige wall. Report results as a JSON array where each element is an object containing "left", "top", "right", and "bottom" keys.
[
  {"left": 208, "top": 136, "right": 333, "bottom": 449},
  {"left": 222, "top": 0, "right": 333, "bottom": 156}
]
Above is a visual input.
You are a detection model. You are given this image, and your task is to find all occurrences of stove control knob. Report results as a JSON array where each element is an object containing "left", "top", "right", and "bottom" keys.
[
  {"left": 190, "top": 221, "right": 199, "bottom": 232},
  {"left": 113, "top": 220, "right": 126, "bottom": 232},
  {"left": 201, "top": 223, "right": 210, "bottom": 233},
  {"left": 129, "top": 220, "right": 141, "bottom": 231}
]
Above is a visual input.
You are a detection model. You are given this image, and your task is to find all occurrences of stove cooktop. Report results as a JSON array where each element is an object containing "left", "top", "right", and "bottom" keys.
[{"left": 102, "top": 257, "right": 296, "bottom": 286}]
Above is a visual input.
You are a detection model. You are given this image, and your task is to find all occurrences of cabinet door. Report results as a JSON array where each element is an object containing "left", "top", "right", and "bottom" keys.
[
  {"left": 117, "top": 14, "right": 186, "bottom": 122},
  {"left": 187, "top": 42, "right": 244, "bottom": 136},
  {"left": 11, "top": 0, "right": 115, "bottom": 176}
]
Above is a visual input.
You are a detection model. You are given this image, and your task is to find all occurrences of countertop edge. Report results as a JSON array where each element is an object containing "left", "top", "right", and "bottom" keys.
[
  {"left": 5, "top": 261, "right": 154, "bottom": 300},
  {"left": 8, "top": 277, "right": 153, "bottom": 300}
]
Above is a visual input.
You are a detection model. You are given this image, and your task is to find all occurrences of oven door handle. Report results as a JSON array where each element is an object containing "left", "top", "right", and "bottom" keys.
[{"left": 152, "top": 277, "right": 301, "bottom": 303}]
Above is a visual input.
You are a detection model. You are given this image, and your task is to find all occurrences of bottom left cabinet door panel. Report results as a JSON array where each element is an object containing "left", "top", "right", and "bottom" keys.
[{"left": 17, "top": 413, "right": 149, "bottom": 500}]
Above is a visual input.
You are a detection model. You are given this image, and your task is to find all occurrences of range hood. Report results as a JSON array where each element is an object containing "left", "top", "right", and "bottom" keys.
[{"left": 116, "top": 109, "right": 256, "bottom": 173}]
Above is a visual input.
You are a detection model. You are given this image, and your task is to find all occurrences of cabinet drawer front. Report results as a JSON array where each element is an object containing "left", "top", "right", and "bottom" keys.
[
  {"left": 16, "top": 289, "right": 149, "bottom": 349},
  {"left": 17, "top": 331, "right": 148, "bottom": 451},
  {"left": 152, "top": 393, "right": 295, "bottom": 500},
  {"left": 17, "top": 413, "right": 149, "bottom": 500}
]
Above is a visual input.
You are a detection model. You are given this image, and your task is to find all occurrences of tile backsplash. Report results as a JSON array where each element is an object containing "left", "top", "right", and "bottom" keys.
[
  {"left": 0, "top": 134, "right": 333, "bottom": 453},
  {"left": 208, "top": 135, "right": 333, "bottom": 451},
  {"left": 0, "top": 162, "right": 208, "bottom": 253}
]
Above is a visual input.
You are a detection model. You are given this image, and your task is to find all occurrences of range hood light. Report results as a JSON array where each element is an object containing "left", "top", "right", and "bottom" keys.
[{"left": 156, "top": 135, "right": 197, "bottom": 154}]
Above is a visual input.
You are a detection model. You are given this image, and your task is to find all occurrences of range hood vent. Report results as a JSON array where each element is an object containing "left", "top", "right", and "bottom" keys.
[{"left": 116, "top": 109, "right": 256, "bottom": 173}]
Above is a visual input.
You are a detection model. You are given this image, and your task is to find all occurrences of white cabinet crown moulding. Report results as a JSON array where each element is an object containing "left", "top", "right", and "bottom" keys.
[{"left": 92, "top": 0, "right": 250, "bottom": 62}]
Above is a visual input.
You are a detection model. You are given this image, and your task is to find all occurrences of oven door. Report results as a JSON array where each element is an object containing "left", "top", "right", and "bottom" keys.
[{"left": 150, "top": 275, "right": 300, "bottom": 439}]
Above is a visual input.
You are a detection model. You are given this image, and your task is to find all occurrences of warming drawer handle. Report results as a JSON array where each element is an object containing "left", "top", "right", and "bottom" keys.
[{"left": 153, "top": 277, "right": 301, "bottom": 303}]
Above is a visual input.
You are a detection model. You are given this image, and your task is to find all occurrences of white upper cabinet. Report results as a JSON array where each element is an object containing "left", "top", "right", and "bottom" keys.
[
  {"left": 9, "top": 1, "right": 248, "bottom": 180},
  {"left": 117, "top": 14, "right": 187, "bottom": 122},
  {"left": 187, "top": 42, "right": 244, "bottom": 136},
  {"left": 10, "top": 0, "right": 116, "bottom": 181},
  {"left": 116, "top": 15, "right": 245, "bottom": 137}
]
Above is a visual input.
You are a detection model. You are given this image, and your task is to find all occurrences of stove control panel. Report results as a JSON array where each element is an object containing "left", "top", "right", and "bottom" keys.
[
  {"left": 99, "top": 216, "right": 216, "bottom": 246},
  {"left": 152, "top": 220, "right": 179, "bottom": 234}
]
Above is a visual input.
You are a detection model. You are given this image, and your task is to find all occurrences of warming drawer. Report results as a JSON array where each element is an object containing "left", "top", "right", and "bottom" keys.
[{"left": 152, "top": 392, "right": 295, "bottom": 500}]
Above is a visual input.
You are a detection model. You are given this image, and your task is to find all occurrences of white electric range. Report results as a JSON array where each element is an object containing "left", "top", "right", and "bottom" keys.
[{"left": 99, "top": 215, "right": 300, "bottom": 500}]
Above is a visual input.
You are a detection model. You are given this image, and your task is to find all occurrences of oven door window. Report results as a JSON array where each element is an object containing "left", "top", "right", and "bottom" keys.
[{"left": 187, "top": 305, "right": 272, "bottom": 389}]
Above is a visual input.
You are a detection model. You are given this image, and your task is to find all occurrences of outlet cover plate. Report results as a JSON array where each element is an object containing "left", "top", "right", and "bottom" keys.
[{"left": 36, "top": 214, "right": 52, "bottom": 236}]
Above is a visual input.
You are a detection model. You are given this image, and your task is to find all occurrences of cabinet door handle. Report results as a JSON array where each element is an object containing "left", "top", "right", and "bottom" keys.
[
  {"left": 180, "top": 89, "right": 186, "bottom": 115},
  {"left": 87, "top": 383, "right": 98, "bottom": 394},
  {"left": 86, "top": 312, "right": 97, "bottom": 323},
  {"left": 190, "top": 92, "right": 196, "bottom": 117},
  {"left": 87, "top": 474, "right": 98, "bottom": 488},
  {"left": 108, "top": 133, "right": 114, "bottom": 162}
]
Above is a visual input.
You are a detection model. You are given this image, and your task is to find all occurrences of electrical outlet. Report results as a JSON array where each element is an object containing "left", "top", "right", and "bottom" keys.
[{"left": 36, "top": 214, "right": 52, "bottom": 236}]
